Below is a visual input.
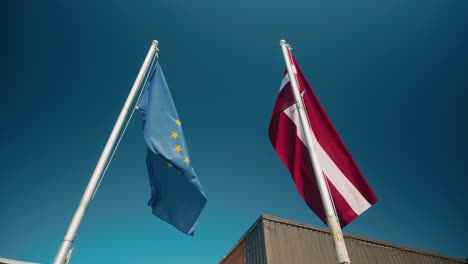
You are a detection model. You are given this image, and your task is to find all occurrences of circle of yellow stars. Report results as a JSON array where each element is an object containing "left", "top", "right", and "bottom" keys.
[{"left": 167, "top": 119, "right": 190, "bottom": 172}]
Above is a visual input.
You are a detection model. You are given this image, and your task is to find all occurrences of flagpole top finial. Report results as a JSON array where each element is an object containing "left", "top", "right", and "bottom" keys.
[
  {"left": 153, "top": 40, "right": 159, "bottom": 54},
  {"left": 280, "top": 40, "right": 287, "bottom": 46}
]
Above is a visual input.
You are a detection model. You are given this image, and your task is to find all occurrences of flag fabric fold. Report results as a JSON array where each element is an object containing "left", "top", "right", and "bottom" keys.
[
  {"left": 137, "top": 60, "right": 207, "bottom": 235},
  {"left": 269, "top": 53, "right": 377, "bottom": 227}
]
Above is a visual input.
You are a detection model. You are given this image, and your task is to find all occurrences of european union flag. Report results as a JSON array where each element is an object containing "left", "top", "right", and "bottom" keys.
[{"left": 137, "top": 60, "right": 207, "bottom": 235}]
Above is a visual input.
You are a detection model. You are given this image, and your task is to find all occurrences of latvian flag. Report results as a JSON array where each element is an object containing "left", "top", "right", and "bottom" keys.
[{"left": 269, "top": 53, "right": 377, "bottom": 227}]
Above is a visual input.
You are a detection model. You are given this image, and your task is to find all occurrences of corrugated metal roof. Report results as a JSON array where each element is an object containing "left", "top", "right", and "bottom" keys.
[
  {"left": 263, "top": 216, "right": 335, "bottom": 263},
  {"left": 220, "top": 214, "right": 467, "bottom": 264},
  {"left": 261, "top": 214, "right": 467, "bottom": 264},
  {"left": 246, "top": 219, "right": 267, "bottom": 264}
]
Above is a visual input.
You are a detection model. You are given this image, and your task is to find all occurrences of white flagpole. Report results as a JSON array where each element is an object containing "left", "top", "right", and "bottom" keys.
[
  {"left": 53, "top": 40, "right": 159, "bottom": 264},
  {"left": 279, "top": 40, "right": 351, "bottom": 264}
]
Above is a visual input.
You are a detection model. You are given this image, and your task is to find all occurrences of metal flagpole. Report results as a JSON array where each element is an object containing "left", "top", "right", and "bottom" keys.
[
  {"left": 53, "top": 40, "right": 159, "bottom": 264},
  {"left": 279, "top": 40, "right": 351, "bottom": 264}
]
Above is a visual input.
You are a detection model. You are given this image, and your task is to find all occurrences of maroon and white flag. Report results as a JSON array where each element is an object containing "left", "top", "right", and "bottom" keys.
[{"left": 269, "top": 53, "right": 377, "bottom": 227}]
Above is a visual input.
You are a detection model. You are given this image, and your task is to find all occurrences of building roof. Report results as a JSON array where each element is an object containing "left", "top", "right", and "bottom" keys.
[{"left": 220, "top": 214, "right": 467, "bottom": 264}]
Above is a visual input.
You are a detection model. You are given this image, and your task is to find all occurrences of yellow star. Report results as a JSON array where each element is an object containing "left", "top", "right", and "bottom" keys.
[
  {"left": 174, "top": 145, "right": 182, "bottom": 153},
  {"left": 171, "top": 131, "right": 179, "bottom": 139},
  {"left": 184, "top": 156, "right": 190, "bottom": 164},
  {"left": 175, "top": 120, "right": 181, "bottom": 127},
  {"left": 167, "top": 162, "right": 173, "bottom": 168}
]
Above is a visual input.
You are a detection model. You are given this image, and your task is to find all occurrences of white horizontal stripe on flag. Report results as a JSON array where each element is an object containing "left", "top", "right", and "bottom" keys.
[
  {"left": 283, "top": 104, "right": 371, "bottom": 215},
  {"left": 279, "top": 74, "right": 290, "bottom": 92}
]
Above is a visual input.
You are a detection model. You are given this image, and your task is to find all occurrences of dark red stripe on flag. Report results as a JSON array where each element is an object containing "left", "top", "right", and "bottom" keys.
[
  {"left": 269, "top": 108, "right": 326, "bottom": 223},
  {"left": 269, "top": 107, "right": 359, "bottom": 226}
]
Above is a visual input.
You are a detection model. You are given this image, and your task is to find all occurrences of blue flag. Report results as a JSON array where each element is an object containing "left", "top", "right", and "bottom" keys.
[{"left": 137, "top": 60, "right": 207, "bottom": 235}]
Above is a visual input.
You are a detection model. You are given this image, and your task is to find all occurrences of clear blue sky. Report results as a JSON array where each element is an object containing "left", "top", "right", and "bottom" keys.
[{"left": 1, "top": 1, "right": 467, "bottom": 263}]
